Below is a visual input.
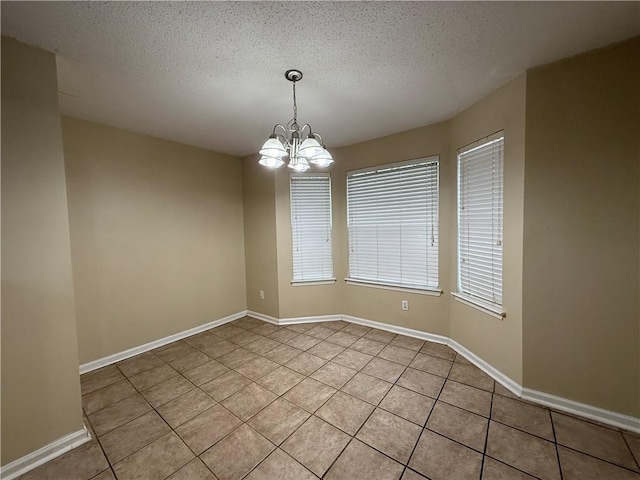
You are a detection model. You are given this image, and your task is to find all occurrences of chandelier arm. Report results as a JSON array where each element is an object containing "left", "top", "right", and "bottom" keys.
[
  {"left": 272, "top": 124, "right": 288, "bottom": 136},
  {"left": 312, "top": 132, "right": 325, "bottom": 147},
  {"left": 300, "top": 124, "right": 312, "bottom": 138}
]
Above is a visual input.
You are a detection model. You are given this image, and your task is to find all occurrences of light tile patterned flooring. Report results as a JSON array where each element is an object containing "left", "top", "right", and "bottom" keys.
[{"left": 20, "top": 317, "right": 640, "bottom": 480}]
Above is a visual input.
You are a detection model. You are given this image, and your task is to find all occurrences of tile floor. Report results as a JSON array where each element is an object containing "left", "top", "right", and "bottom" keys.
[{"left": 20, "top": 317, "right": 640, "bottom": 480}]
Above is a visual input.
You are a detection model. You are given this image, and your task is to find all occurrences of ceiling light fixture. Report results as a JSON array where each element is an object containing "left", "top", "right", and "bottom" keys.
[{"left": 259, "top": 69, "right": 334, "bottom": 172}]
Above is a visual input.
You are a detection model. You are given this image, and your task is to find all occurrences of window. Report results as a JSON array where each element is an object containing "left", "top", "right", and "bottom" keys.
[
  {"left": 290, "top": 174, "right": 333, "bottom": 283},
  {"left": 457, "top": 133, "right": 504, "bottom": 310},
  {"left": 347, "top": 158, "right": 439, "bottom": 291}
]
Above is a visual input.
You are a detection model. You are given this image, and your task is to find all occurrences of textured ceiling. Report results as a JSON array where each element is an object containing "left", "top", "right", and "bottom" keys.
[{"left": 2, "top": 1, "right": 638, "bottom": 157}]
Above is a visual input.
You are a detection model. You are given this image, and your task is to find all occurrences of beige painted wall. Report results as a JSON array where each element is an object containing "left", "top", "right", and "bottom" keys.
[
  {"left": 332, "top": 122, "right": 452, "bottom": 335},
  {"left": 242, "top": 155, "right": 280, "bottom": 317},
  {"left": 1, "top": 37, "right": 84, "bottom": 465},
  {"left": 448, "top": 74, "right": 527, "bottom": 384},
  {"left": 273, "top": 163, "right": 344, "bottom": 319},
  {"left": 62, "top": 117, "right": 247, "bottom": 364},
  {"left": 522, "top": 38, "right": 639, "bottom": 416}
]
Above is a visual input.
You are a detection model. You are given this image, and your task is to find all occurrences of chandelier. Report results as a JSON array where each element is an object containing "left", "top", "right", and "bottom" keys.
[{"left": 259, "top": 69, "right": 334, "bottom": 172}]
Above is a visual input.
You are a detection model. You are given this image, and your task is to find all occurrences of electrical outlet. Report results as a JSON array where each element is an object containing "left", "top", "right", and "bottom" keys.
[
  {"left": 259, "top": 290, "right": 265, "bottom": 300},
  {"left": 401, "top": 300, "right": 409, "bottom": 311}
]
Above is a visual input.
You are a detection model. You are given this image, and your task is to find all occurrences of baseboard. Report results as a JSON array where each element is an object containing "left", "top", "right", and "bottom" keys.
[
  {"left": 521, "top": 388, "right": 640, "bottom": 434},
  {"left": 246, "top": 310, "right": 279, "bottom": 325},
  {"left": 248, "top": 311, "right": 638, "bottom": 433},
  {"left": 341, "top": 314, "right": 449, "bottom": 345},
  {"left": 447, "top": 339, "right": 523, "bottom": 397},
  {"left": 79, "top": 310, "right": 247, "bottom": 374},
  {"left": 0, "top": 426, "right": 91, "bottom": 480},
  {"left": 246, "top": 311, "right": 342, "bottom": 326},
  {"left": 279, "top": 314, "right": 342, "bottom": 325}
]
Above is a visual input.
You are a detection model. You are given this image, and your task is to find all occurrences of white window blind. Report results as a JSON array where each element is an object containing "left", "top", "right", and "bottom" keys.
[
  {"left": 347, "top": 158, "right": 439, "bottom": 290},
  {"left": 290, "top": 174, "right": 333, "bottom": 282},
  {"left": 457, "top": 134, "right": 504, "bottom": 307}
]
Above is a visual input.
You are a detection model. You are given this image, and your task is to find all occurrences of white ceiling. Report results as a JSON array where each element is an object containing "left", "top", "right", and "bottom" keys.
[{"left": 2, "top": 1, "right": 638, "bottom": 157}]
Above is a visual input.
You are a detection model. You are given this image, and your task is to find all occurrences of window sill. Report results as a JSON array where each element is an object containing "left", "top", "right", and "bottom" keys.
[
  {"left": 451, "top": 292, "right": 506, "bottom": 319},
  {"left": 345, "top": 278, "right": 442, "bottom": 296},
  {"left": 291, "top": 279, "right": 336, "bottom": 287}
]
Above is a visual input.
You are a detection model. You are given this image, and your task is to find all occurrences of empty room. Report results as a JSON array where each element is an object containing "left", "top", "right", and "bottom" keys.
[{"left": 1, "top": 2, "right": 638, "bottom": 480}]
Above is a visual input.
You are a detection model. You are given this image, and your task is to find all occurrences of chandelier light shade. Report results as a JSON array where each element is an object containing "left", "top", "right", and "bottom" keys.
[{"left": 259, "top": 69, "right": 334, "bottom": 172}]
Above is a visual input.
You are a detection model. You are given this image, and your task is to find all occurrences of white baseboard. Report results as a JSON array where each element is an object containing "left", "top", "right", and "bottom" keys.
[
  {"left": 79, "top": 310, "right": 247, "bottom": 374},
  {"left": 0, "top": 426, "right": 91, "bottom": 480},
  {"left": 447, "top": 339, "right": 523, "bottom": 397},
  {"left": 246, "top": 311, "right": 342, "bottom": 326},
  {"left": 247, "top": 310, "right": 639, "bottom": 433},
  {"left": 521, "top": 388, "right": 640, "bottom": 434},
  {"left": 341, "top": 314, "right": 449, "bottom": 345},
  {"left": 279, "top": 314, "right": 342, "bottom": 325},
  {"left": 246, "top": 310, "right": 279, "bottom": 325}
]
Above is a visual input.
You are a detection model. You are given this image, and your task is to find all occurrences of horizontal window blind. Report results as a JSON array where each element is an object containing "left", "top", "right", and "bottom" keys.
[
  {"left": 290, "top": 174, "right": 333, "bottom": 282},
  {"left": 458, "top": 134, "right": 504, "bottom": 306},
  {"left": 347, "top": 158, "right": 439, "bottom": 290}
]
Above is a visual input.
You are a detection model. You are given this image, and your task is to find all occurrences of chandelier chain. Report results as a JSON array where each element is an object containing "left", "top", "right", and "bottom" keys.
[{"left": 292, "top": 80, "right": 298, "bottom": 130}]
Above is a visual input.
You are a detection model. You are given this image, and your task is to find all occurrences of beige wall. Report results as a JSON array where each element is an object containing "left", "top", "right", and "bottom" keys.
[
  {"left": 273, "top": 162, "right": 344, "bottom": 319},
  {"left": 62, "top": 117, "right": 247, "bottom": 364},
  {"left": 1, "top": 37, "right": 84, "bottom": 465},
  {"left": 242, "top": 155, "right": 280, "bottom": 317},
  {"left": 333, "top": 123, "right": 452, "bottom": 335},
  {"left": 522, "top": 38, "right": 639, "bottom": 416},
  {"left": 449, "top": 74, "right": 527, "bottom": 384}
]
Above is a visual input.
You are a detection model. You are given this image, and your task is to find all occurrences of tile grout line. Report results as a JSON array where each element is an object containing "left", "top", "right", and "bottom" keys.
[
  {"left": 622, "top": 432, "right": 640, "bottom": 472},
  {"left": 557, "top": 444, "right": 640, "bottom": 476},
  {"left": 477, "top": 381, "right": 495, "bottom": 480},
  {"left": 397, "top": 345, "right": 439, "bottom": 480},
  {"left": 549, "top": 405, "right": 640, "bottom": 476},
  {"left": 81, "top": 413, "right": 117, "bottom": 480},
  {"left": 548, "top": 406, "right": 564, "bottom": 480}
]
